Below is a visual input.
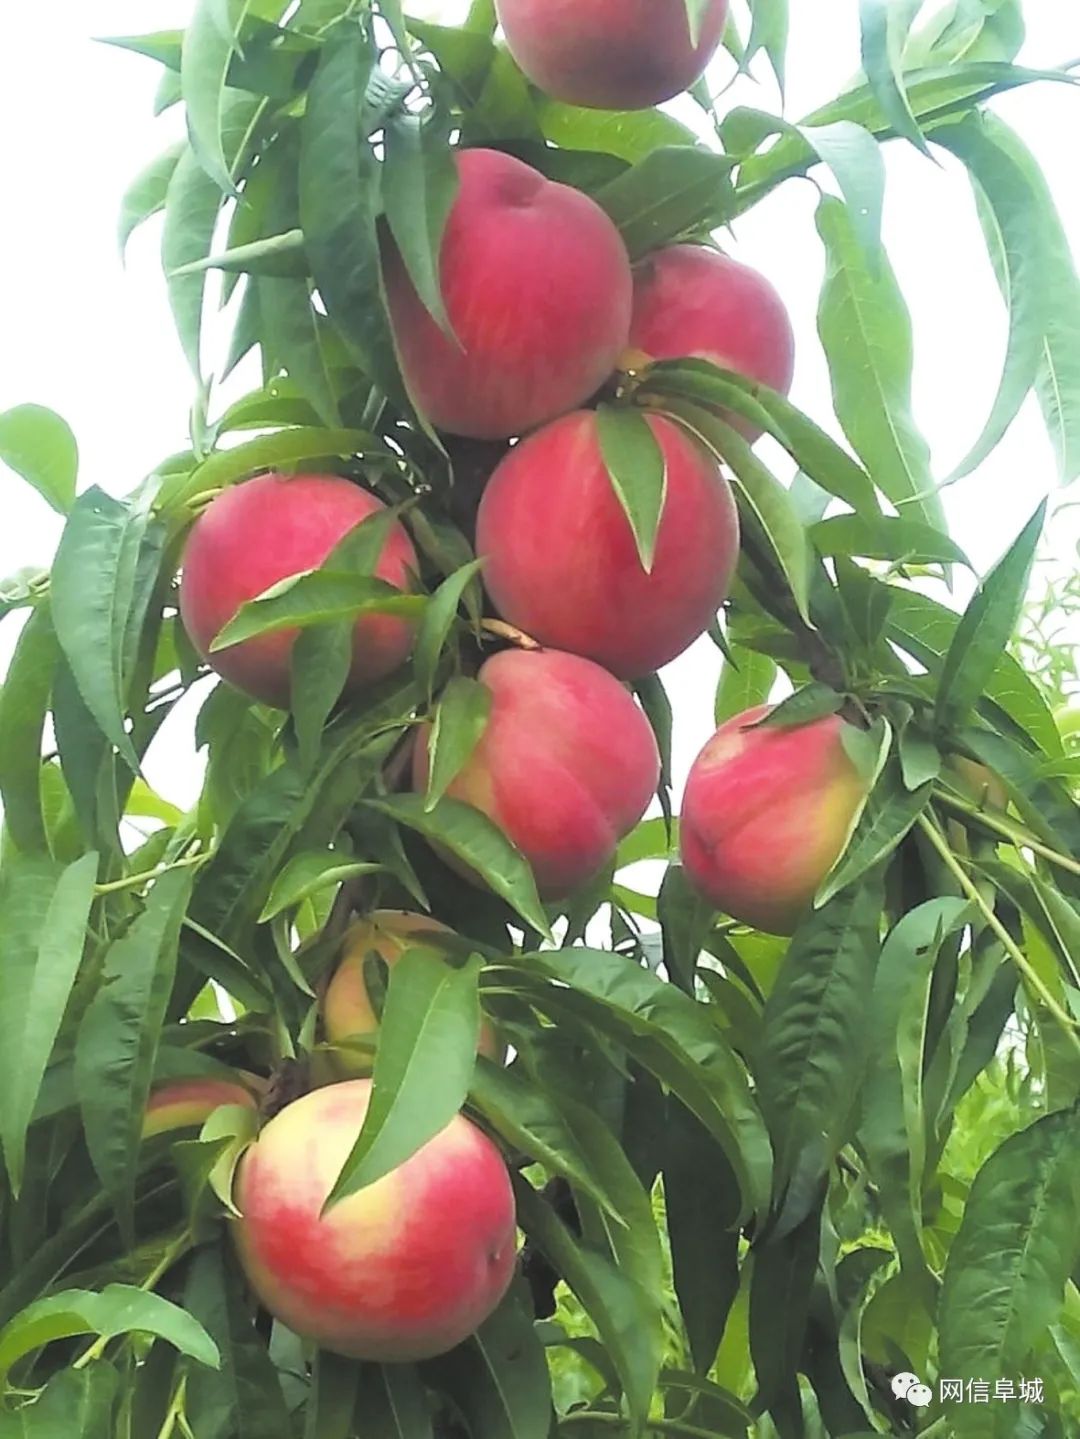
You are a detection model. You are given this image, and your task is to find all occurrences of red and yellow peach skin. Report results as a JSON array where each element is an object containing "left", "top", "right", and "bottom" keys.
[
  {"left": 680, "top": 705, "right": 869, "bottom": 935},
  {"left": 475, "top": 410, "right": 739, "bottom": 679},
  {"left": 383, "top": 148, "right": 632, "bottom": 440},
  {"left": 142, "top": 1077, "right": 257, "bottom": 1139},
  {"left": 322, "top": 911, "right": 503, "bottom": 1070},
  {"left": 232, "top": 1079, "right": 516, "bottom": 1361},
  {"left": 495, "top": 0, "right": 730, "bottom": 111},
  {"left": 180, "top": 472, "right": 417, "bottom": 709},
  {"left": 412, "top": 649, "right": 660, "bottom": 900},
  {"left": 629, "top": 246, "right": 795, "bottom": 438}
]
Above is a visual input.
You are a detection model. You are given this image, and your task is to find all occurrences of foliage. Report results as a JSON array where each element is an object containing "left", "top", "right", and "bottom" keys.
[{"left": 1, "top": 1, "right": 1079, "bottom": 1436}]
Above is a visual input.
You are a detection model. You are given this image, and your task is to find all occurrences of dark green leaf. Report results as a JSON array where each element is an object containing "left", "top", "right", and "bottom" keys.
[
  {"left": 595, "top": 405, "right": 668, "bottom": 574},
  {"left": 0, "top": 606, "right": 60, "bottom": 852},
  {"left": 817, "top": 757, "right": 932, "bottom": 907},
  {"left": 382, "top": 112, "right": 458, "bottom": 335},
  {"left": 210, "top": 571, "right": 421, "bottom": 651},
  {"left": 425, "top": 676, "right": 492, "bottom": 812},
  {"left": 414, "top": 558, "right": 484, "bottom": 701}
]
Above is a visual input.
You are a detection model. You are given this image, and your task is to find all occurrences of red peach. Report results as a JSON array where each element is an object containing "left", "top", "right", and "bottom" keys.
[
  {"left": 179, "top": 472, "right": 417, "bottom": 708},
  {"left": 383, "top": 148, "right": 632, "bottom": 440},
  {"left": 232, "top": 1079, "right": 516, "bottom": 1361},
  {"left": 475, "top": 410, "right": 739, "bottom": 679},
  {"left": 630, "top": 246, "right": 795, "bottom": 437},
  {"left": 495, "top": 0, "right": 730, "bottom": 110},
  {"left": 323, "top": 911, "right": 503, "bottom": 1071},
  {"left": 412, "top": 649, "right": 660, "bottom": 900},
  {"left": 680, "top": 705, "right": 869, "bottom": 935},
  {"left": 142, "top": 1077, "right": 257, "bottom": 1139}
]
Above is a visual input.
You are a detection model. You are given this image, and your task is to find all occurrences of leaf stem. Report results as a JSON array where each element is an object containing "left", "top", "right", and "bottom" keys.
[
  {"left": 94, "top": 852, "right": 210, "bottom": 896},
  {"left": 933, "top": 789, "right": 1080, "bottom": 877},
  {"left": 916, "top": 812, "right": 1080, "bottom": 1059}
]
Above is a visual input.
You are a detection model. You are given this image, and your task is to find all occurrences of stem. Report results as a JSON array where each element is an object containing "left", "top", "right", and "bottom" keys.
[
  {"left": 560, "top": 1415, "right": 721, "bottom": 1439},
  {"left": 94, "top": 852, "right": 209, "bottom": 896},
  {"left": 156, "top": 1377, "right": 187, "bottom": 1439},
  {"left": 934, "top": 790, "right": 1080, "bottom": 878},
  {"left": 481, "top": 618, "right": 542, "bottom": 651},
  {"left": 917, "top": 813, "right": 1080, "bottom": 1059}
]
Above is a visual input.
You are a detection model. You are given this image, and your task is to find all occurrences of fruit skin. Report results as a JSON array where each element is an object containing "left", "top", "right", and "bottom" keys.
[
  {"left": 495, "top": 0, "right": 729, "bottom": 110},
  {"left": 180, "top": 472, "right": 417, "bottom": 708},
  {"left": 323, "top": 911, "right": 504, "bottom": 1070},
  {"left": 948, "top": 756, "right": 1008, "bottom": 812},
  {"left": 680, "top": 706, "right": 869, "bottom": 935},
  {"left": 232, "top": 1079, "right": 516, "bottom": 1361},
  {"left": 412, "top": 649, "right": 660, "bottom": 901},
  {"left": 629, "top": 246, "right": 795, "bottom": 436},
  {"left": 142, "top": 1077, "right": 257, "bottom": 1139},
  {"left": 383, "top": 148, "right": 632, "bottom": 441},
  {"left": 475, "top": 410, "right": 739, "bottom": 679}
]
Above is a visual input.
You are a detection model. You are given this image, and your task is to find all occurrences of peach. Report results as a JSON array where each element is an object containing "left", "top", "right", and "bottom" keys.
[
  {"left": 142, "top": 1077, "right": 257, "bottom": 1139},
  {"left": 383, "top": 148, "right": 632, "bottom": 440},
  {"left": 495, "top": 0, "right": 729, "bottom": 110},
  {"left": 323, "top": 911, "right": 503, "bottom": 1069},
  {"left": 232, "top": 1079, "right": 516, "bottom": 1361},
  {"left": 412, "top": 649, "right": 660, "bottom": 900},
  {"left": 475, "top": 410, "right": 739, "bottom": 679},
  {"left": 629, "top": 246, "right": 795, "bottom": 436},
  {"left": 179, "top": 472, "right": 417, "bottom": 708},
  {"left": 680, "top": 705, "right": 869, "bottom": 935}
]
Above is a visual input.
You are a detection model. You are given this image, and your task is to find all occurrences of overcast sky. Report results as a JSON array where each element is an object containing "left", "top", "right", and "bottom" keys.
[{"left": 1, "top": 1, "right": 1078, "bottom": 813}]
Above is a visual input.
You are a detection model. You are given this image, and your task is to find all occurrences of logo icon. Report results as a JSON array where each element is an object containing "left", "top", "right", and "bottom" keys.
[{"left": 892, "top": 1372, "right": 934, "bottom": 1409}]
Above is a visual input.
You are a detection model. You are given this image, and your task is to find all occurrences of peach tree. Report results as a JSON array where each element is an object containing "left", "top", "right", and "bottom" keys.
[{"left": 1, "top": 1, "right": 1079, "bottom": 1436}]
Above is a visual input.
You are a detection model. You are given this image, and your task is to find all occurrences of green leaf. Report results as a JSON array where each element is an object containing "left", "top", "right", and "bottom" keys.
[
  {"left": 935, "top": 500, "right": 1045, "bottom": 734},
  {"left": 0, "top": 1364, "right": 119, "bottom": 1438},
  {"left": 816, "top": 194, "right": 943, "bottom": 531},
  {"left": 50, "top": 487, "right": 151, "bottom": 772},
  {"left": 515, "top": 1178, "right": 659, "bottom": 1430},
  {"left": 119, "top": 142, "right": 185, "bottom": 256},
  {"left": 423, "top": 1284, "right": 552, "bottom": 1439},
  {"left": 469, "top": 1059, "right": 627, "bottom": 1224},
  {"left": 425, "top": 676, "right": 492, "bottom": 811},
  {"left": 859, "top": 0, "right": 931, "bottom": 156},
  {"left": 810, "top": 513, "right": 970, "bottom": 566},
  {"left": 182, "top": 1, "right": 275, "bottom": 195},
  {"left": 594, "top": 147, "right": 735, "bottom": 261},
  {"left": 171, "top": 227, "right": 307, "bottom": 278},
  {"left": 938, "top": 1106, "right": 1080, "bottom": 1429},
  {"left": 642, "top": 358, "right": 881, "bottom": 517},
  {"left": 300, "top": 24, "right": 409, "bottom": 413},
  {"left": 595, "top": 406, "right": 668, "bottom": 574},
  {"left": 75, "top": 866, "right": 195, "bottom": 1238},
  {"left": 184, "top": 1242, "right": 292, "bottom": 1437},
  {"left": 161, "top": 425, "right": 382, "bottom": 511},
  {"left": 0, "top": 404, "right": 78, "bottom": 514},
  {"left": 259, "top": 278, "right": 342, "bottom": 428},
  {"left": 306, "top": 1351, "right": 362, "bottom": 1439},
  {"left": 748, "top": 1204, "right": 823, "bottom": 1420},
  {"left": 752, "top": 682, "right": 844, "bottom": 730},
  {"left": 755, "top": 874, "right": 884, "bottom": 1190},
  {"left": 0, "top": 1285, "right": 218, "bottom": 1386},
  {"left": 534, "top": 96, "right": 697, "bottom": 164},
  {"left": 210, "top": 571, "right": 421, "bottom": 651},
  {"left": 367, "top": 794, "right": 551, "bottom": 938},
  {"left": 660, "top": 401, "right": 811, "bottom": 624},
  {"left": 382, "top": 112, "right": 458, "bottom": 335},
  {"left": 291, "top": 620, "right": 354, "bottom": 770},
  {"left": 326, "top": 950, "right": 482, "bottom": 1202},
  {"left": 967, "top": 117, "right": 1080, "bottom": 483},
  {"left": 744, "top": 0, "right": 789, "bottom": 93},
  {"left": 0, "top": 606, "right": 60, "bottom": 853},
  {"left": 933, "top": 113, "right": 1051, "bottom": 480},
  {"left": 259, "top": 850, "right": 383, "bottom": 921},
  {"left": 413, "top": 558, "right": 484, "bottom": 701},
  {"left": 0, "top": 853, "right": 98, "bottom": 1194},
  {"left": 817, "top": 757, "right": 932, "bottom": 907},
  {"left": 347, "top": 1359, "right": 432, "bottom": 1438},
  {"left": 100, "top": 31, "right": 183, "bottom": 68},
  {"left": 714, "top": 644, "right": 777, "bottom": 725}
]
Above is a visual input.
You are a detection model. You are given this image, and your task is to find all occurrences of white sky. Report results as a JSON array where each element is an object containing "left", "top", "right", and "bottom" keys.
[{"left": 1, "top": 0, "right": 1078, "bottom": 814}]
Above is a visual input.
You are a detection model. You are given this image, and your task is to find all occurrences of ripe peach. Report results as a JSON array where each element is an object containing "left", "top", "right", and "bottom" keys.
[
  {"left": 142, "top": 1077, "right": 257, "bottom": 1139},
  {"left": 629, "top": 246, "right": 795, "bottom": 437},
  {"left": 179, "top": 472, "right": 417, "bottom": 708},
  {"left": 383, "top": 148, "right": 632, "bottom": 440},
  {"left": 495, "top": 0, "right": 730, "bottom": 110},
  {"left": 475, "top": 410, "right": 738, "bottom": 679},
  {"left": 412, "top": 649, "right": 660, "bottom": 900},
  {"left": 233, "top": 1079, "right": 516, "bottom": 1361},
  {"left": 680, "top": 706, "right": 869, "bottom": 935},
  {"left": 323, "top": 912, "right": 503, "bottom": 1070}
]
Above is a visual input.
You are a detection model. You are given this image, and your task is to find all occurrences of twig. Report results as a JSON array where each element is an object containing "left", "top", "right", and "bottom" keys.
[
  {"left": 933, "top": 789, "right": 1080, "bottom": 878},
  {"left": 94, "top": 851, "right": 209, "bottom": 896}
]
